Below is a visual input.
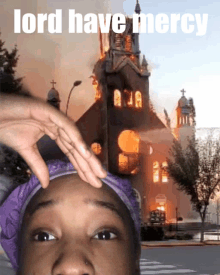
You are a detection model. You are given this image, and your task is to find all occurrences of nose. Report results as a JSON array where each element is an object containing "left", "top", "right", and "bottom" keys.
[{"left": 52, "top": 248, "right": 95, "bottom": 275}]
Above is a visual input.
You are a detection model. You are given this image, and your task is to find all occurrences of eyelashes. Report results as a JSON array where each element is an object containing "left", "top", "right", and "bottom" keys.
[
  {"left": 93, "top": 230, "right": 117, "bottom": 240},
  {"left": 33, "top": 231, "right": 57, "bottom": 242},
  {"left": 32, "top": 228, "right": 120, "bottom": 242}
]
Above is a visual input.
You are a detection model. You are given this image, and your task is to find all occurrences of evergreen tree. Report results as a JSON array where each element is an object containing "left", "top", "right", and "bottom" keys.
[
  {"left": 0, "top": 34, "right": 5, "bottom": 69},
  {"left": 0, "top": 33, "right": 30, "bottom": 187},
  {"left": 0, "top": 33, "right": 25, "bottom": 94}
]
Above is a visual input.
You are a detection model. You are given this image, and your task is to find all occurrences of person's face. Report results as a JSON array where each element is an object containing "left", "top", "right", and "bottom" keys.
[{"left": 19, "top": 174, "right": 139, "bottom": 275}]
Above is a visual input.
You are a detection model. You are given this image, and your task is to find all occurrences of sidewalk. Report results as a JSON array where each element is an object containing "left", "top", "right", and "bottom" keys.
[{"left": 141, "top": 239, "right": 220, "bottom": 248}]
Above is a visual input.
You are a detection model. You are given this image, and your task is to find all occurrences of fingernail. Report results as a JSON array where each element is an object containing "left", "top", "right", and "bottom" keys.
[{"left": 94, "top": 178, "right": 102, "bottom": 188}]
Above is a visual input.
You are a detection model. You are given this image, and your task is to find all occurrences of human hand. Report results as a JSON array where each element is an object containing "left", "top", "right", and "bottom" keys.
[{"left": 0, "top": 94, "right": 107, "bottom": 188}]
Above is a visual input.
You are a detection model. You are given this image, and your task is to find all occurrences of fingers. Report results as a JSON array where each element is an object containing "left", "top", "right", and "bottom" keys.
[
  {"left": 56, "top": 135, "right": 103, "bottom": 188},
  {"left": 71, "top": 148, "right": 103, "bottom": 188},
  {"left": 59, "top": 127, "right": 107, "bottom": 178},
  {"left": 48, "top": 111, "right": 106, "bottom": 178},
  {"left": 55, "top": 137, "right": 88, "bottom": 183},
  {"left": 18, "top": 145, "right": 50, "bottom": 189}
]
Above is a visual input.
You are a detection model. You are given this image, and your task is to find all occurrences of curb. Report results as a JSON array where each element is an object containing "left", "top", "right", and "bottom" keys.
[{"left": 141, "top": 241, "right": 220, "bottom": 248}]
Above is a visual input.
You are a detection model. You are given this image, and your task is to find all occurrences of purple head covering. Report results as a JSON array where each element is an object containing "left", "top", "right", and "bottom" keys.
[{"left": 0, "top": 159, "right": 140, "bottom": 270}]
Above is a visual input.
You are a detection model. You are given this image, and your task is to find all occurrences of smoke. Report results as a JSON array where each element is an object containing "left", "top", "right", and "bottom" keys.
[
  {"left": 0, "top": 0, "right": 111, "bottom": 120},
  {"left": 139, "top": 128, "right": 174, "bottom": 147}
]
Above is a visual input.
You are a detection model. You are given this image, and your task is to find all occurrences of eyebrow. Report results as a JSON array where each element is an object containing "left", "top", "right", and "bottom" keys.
[
  {"left": 29, "top": 199, "right": 58, "bottom": 216},
  {"left": 84, "top": 198, "right": 125, "bottom": 222},
  {"left": 28, "top": 198, "right": 124, "bottom": 222}
]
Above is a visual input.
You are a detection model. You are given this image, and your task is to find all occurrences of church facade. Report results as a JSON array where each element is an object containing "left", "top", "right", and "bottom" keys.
[{"left": 43, "top": 1, "right": 196, "bottom": 224}]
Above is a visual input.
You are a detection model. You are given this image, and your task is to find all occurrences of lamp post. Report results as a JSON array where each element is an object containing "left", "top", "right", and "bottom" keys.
[
  {"left": 176, "top": 207, "right": 178, "bottom": 232},
  {"left": 65, "top": 80, "right": 82, "bottom": 116}
]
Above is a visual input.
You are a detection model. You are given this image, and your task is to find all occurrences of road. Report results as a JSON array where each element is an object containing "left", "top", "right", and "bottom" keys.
[{"left": 141, "top": 246, "right": 220, "bottom": 274}]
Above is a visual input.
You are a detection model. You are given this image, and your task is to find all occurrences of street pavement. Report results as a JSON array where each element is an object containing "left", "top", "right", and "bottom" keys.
[{"left": 141, "top": 246, "right": 220, "bottom": 274}]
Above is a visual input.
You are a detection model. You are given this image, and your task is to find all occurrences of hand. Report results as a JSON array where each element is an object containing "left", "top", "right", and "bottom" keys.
[{"left": 0, "top": 94, "right": 107, "bottom": 188}]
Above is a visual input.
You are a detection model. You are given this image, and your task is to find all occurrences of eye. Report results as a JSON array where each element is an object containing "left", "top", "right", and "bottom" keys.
[
  {"left": 33, "top": 231, "right": 56, "bottom": 242},
  {"left": 93, "top": 230, "right": 117, "bottom": 240}
]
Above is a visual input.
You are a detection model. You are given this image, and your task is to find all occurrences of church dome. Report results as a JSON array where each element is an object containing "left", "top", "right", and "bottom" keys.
[
  {"left": 47, "top": 88, "right": 60, "bottom": 102},
  {"left": 178, "top": 95, "right": 188, "bottom": 107}
]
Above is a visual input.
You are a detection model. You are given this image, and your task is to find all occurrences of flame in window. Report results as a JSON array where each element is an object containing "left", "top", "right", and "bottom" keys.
[
  {"left": 153, "top": 161, "right": 159, "bottom": 183},
  {"left": 118, "top": 153, "right": 129, "bottom": 172},
  {"left": 118, "top": 130, "right": 140, "bottom": 174},
  {"left": 118, "top": 153, "right": 139, "bottom": 174},
  {"left": 92, "top": 77, "right": 101, "bottom": 101},
  {"left": 114, "top": 89, "right": 122, "bottom": 107},
  {"left": 135, "top": 91, "right": 142, "bottom": 108},
  {"left": 91, "top": 143, "right": 102, "bottom": 155},
  {"left": 162, "top": 161, "right": 168, "bottom": 183},
  {"left": 130, "top": 55, "right": 136, "bottom": 61},
  {"left": 118, "top": 130, "right": 140, "bottom": 153},
  {"left": 157, "top": 206, "right": 165, "bottom": 211},
  {"left": 124, "top": 90, "right": 133, "bottom": 107},
  {"left": 125, "top": 35, "right": 132, "bottom": 52}
]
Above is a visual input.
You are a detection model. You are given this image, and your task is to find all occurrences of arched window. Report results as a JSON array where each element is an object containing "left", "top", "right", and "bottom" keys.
[
  {"left": 92, "top": 78, "right": 101, "bottom": 101},
  {"left": 135, "top": 91, "right": 142, "bottom": 108},
  {"left": 162, "top": 161, "right": 168, "bottom": 183},
  {"left": 114, "top": 89, "right": 122, "bottom": 107},
  {"left": 118, "top": 130, "right": 140, "bottom": 174},
  {"left": 153, "top": 161, "right": 159, "bottom": 183},
  {"left": 125, "top": 35, "right": 132, "bottom": 52},
  {"left": 91, "top": 143, "right": 102, "bottom": 155},
  {"left": 118, "top": 153, "right": 139, "bottom": 174},
  {"left": 124, "top": 90, "right": 133, "bottom": 107},
  {"left": 118, "top": 153, "right": 129, "bottom": 173},
  {"left": 118, "top": 130, "right": 140, "bottom": 153}
]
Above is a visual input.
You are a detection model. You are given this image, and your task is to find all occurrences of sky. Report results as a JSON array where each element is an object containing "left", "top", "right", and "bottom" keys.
[
  {"left": 0, "top": 0, "right": 220, "bottom": 128},
  {"left": 118, "top": 0, "right": 220, "bottom": 129}
]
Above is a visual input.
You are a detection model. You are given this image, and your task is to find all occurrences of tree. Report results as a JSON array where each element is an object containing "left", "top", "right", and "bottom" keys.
[
  {"left": 0, "top": 33, "right": 30, "bottom": 187},
  {"left": 0, "top": 33, "right": 25, "bottom": 94},
  {"left": 166, "top": 132, "right": 220, "bottom": 242},
  {"left": 0, "top": 145, "right": 30, "bottom": 186}
]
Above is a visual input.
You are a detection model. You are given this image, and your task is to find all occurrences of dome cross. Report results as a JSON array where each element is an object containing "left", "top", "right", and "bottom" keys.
[
  {"left": 181, "top": 89, "right": 186, "bottom": 97},
  {"left": 50, "top": 79, "right": 56, "bottom": 88}
]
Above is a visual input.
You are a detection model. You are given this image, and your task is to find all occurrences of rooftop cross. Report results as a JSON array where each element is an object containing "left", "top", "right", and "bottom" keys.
[
  {"left": 181, "top": 89, "right": 186, "bottom": 97},
  {"left": 50, "top": 79, "right": 56, "bottom": 88}
]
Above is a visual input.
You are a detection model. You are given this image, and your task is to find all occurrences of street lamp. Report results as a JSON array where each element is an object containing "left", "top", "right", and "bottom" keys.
[{"left": 65, "top": 80, "right": 82, "bottom": 116}]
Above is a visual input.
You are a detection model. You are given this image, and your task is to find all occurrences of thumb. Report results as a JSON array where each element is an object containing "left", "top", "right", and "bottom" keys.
[{"left": 18, "top": 145, "right": 50, "bottom": 188}]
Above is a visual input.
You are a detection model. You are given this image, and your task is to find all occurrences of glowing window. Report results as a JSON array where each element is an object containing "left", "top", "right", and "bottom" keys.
[
  {"left": 153, "top": 161, "right": 159, "bottom": 183},
  {"left": 91, "top": 143, "right": 102, "bottom": 155},
  {"left": 92, "top": 77, "right": 101, "bottom": 101},
  {"left": 118, "top": 153, "right": 129, "bottom": 173},
  {"left": 125, "top": 35, "right": 132, "bottom": 52},
  {"left": 157, "top": 206, "right": 165, "bottom": 211},
  {"left": 118, "top": 130, "right": 140, "bottom": 153},
  {"left": 162, "top": 161, "right": 168, "bottom": 183},
  {"left": 127, "top": 92, "right": 133, "bottom": 107},
  {"left": 124, "top": 89, "right": 133, "bottom": 107},
  {"left": 114, "top": 89, "right": 121, "bottom": 107},
  {"left": 118, "top": 153, "right": 139, "bottom": 174},
  {"left": 135, "top": 91, "right": 142, "bottom": 108}
]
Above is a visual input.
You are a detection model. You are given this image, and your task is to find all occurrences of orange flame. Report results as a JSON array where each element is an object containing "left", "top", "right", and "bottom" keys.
[{"left": 92, "top": 76, "right": 102, "bottom": 101}]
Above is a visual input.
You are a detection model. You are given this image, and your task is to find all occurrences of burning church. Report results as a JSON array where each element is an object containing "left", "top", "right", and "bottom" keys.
[{"left": 41, "top": 1, "right": 196, "bottom": 224}]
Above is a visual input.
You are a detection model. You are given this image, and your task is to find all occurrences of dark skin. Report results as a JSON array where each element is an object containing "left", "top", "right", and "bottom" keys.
[{"left": 19, "top": 174, "right": 140, "bottom": 275}]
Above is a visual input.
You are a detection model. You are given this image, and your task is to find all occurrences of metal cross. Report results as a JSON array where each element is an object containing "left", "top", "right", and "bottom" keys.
[
  {"left": 50, "top": 79, "right": 56, "bottom": 88},
  {"left": 181, "top": 89, "right": 186, "bottom": 96}
]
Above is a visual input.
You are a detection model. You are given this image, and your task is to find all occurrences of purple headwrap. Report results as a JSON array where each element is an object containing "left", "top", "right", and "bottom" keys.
[{"left": 0, "top": 159, "right": 140, "bottom": 270}]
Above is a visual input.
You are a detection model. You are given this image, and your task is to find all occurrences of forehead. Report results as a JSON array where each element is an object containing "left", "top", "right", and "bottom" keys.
[
  {"left": 27, "top": 174, "right": 130, "bottom": 220},
  {"left": 40, "top": 174, "right": 121, "bottom": 203}
]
